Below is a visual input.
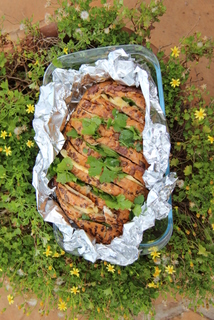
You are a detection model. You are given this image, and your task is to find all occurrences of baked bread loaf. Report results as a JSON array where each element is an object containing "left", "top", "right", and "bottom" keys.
[{"left": 53, "top": 80, "right": 149, "bottom": 244}]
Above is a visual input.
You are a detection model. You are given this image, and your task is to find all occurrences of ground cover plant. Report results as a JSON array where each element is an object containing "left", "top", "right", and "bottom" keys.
[{"left": 0, "top": 0, "right": 214, "bottom": 319}]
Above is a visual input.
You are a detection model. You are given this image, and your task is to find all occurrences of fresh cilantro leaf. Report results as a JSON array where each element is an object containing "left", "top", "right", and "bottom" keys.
[
  {"left": 134, "top": 195, "right": 145, "bottom": 205},
  {"left": 66, "top": 128, "right": 79, "bottom": 138},
  {"left": 87, "top": 156, "right": 103, "bottom": 176},
  {"left": 83, "top": 148, "right": 88, "bottom": 154},
  {"left": 47, "top": 157, "right": 61, "bottom": 179},
  {"left": 128, "top": 126, "right": 141, "bottom": 140},
  {"left": 122, "top": 97, "right": 137, "bottom": 106},
  {"left": 82, "top": 117, "right": 102, "bottom": 135},
  {"left": 104, "top": 157, "right": 120, "bottom": 169},
  {"left": 57, "top": 157, "right": 73, "bottom": 172},
  {"left": 116, "top": 194, "right": 132, "bottom": 210},
  {"left": 81, "top": 214, "right": 90, "bottom": 221},
  {"left": 56, "top": 171, "right": 77, "bottom": 184},
  {"left": 112, "top": 109, "right": 118, "bottom": 117},
  {"left": 119, "top": 129, "right": 134, "bottom": 147},
  {"left": 107, "top": 118, "right": 112, "bottom": 129},
  {"left": 132, "top": 204, "right": 142, "bottom": 217},
  {"left": 135, "top": 142, "right": 143, "bottom": 152},
  {"left": 113, "top": 113, "right": 128, "bottom": 132},
  {"left": 100, "top": 145, "right": 118, "bottom": 158},
  {"left": 100, "top": 166, "right": 117, "bottom": 183}
]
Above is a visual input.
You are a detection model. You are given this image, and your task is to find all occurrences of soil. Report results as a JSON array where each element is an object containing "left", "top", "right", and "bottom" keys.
[{"left": 0, "top": 0, "right": 213, "bottom": 319}]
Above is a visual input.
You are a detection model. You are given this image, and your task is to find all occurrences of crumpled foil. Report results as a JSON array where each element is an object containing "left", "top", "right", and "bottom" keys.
[{"left": 32, "top": 48, "right": 177, "bottom": 266}]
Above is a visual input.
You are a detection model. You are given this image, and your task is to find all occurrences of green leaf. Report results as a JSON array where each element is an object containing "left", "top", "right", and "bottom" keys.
[
  {"left": 57, "top": 157, "right": 73, "bottom": 172},
  {"left": 56, "top": 172, "right": 77, "bottom": 184},
  {"left": 66, "top": 128, "right": 79, "bottom": 138},
  {"left": 82, "top": 117, "right": 102, "bottom": 135},
  {"left": 100, "top": 145, "right": 118, "bottom": 158},
  {"left": 202, "top": 125, "right": 211, "bottom": 133},
  {"left": 87, "top": 156, "right": 103, "bottom": 176},
  {"left": 83, "top": 148, "right": 88, "bottom": 154},
  {"left": 183, "top": 113, "right": 190, "bottom": 120},
  {"left": 194, "top": 162, "right": 203, "bottom": 169},
  {"left": 170, "top": 158, "right": 179, "bottom": 167},
  {"left": 100, "top": 166, "right": 117, "bottom": 183},
  {"left": 132, "top": 204, "right": 142, "bottom": 216},
  {"left": 198, "top": 244, "right": 208, "bottom": 257},
  {"left": 52, "top": 57, "right": 63, "bottom": 68},
  {"left": 184, "top": 165, "right": 192, "bottom": 176},
  {"left": 122, "top": 97, "right": 137, "bottom": 106},
  {"left": 134, "top": 195, "right": 144, "bottom": 205},
  {"left": 103, "top": 287, "right": 112, "bottom": 296}
]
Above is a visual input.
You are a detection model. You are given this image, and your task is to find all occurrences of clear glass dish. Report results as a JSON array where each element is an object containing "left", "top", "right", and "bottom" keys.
[{"left": 44, "top": 45, "right": 173, "bottom": 255}]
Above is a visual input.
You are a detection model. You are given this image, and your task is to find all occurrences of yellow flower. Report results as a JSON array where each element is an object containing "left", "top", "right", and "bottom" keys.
[
  {"left": 211, "top": 224, "right": 214, "bottom": 230},
  {"left": 153, "top": 266, "right": 161, "bottom": 278},
  {"left": 106, "top": 264, "right": 115, "bottom": 273},
  {"left": 9, "top": 132, "right": 12, "bottom": 137},
  {"left": 0, "top": 130, "right": 7, "bottom": 139},
  {"left": 104, "top": 261, "right": 107, "bottom": 265},
  {"left": 63, "top": 47, "right": 68, "bottom": 55},
  {"left": 70, "top": 286, "right": 80, "bottom": 295},
  {"left": 70, "top": 267, "right": 80, "bottom": 277},
  {"left": 26, "top": 104, "right": 35, "bottom": 114},
  {"left": 208, "top": 136, "right": 214, "bottom": 144},
  {"left": 196, "top": 213, "right": 200, "bottom": 218},
  {"left": 165, "top": 265, "right": 175, "bottom": 275},
  {"left": 148, "top": 246, "right": 158, "bottom": 253},
  {"left": 171, "top": 46, "right": 180, "bottom": 57},
  {"left": 147, "top": 282, "right": 157, "bottom": 288},
  {"left": 186, "top": 186, "right": 190, "bottom": 191},
  {"left": 26, "top": 140, "right": 34, "bottom": 148},
  {"left": 0, "top": 147, "right": 2, "bottom": 152},
  {"left": 190, "top": 262, "right": 194, "bottom": 268},
  {"left": 4, "top": 146, "right": 12, "bottom": 156},
  {"left": 170, "top": 78, "right": 180, "bottom": 88},
  {"left": 60, "top": 250, "right": 65, "bottom": 255},
  {"left": 194, "top": 108, "right": 206, "bottom": 121},
  {"left": 34, "top": 60, "right": 39, "bottom": 66},
  {"left": 58, "top": 300, "right": 67, "bottom": 311},
  {"left": 43, "top": 245, "right": 52, "bottom": 257},
  {"left": 150, "top": 251, "right": 161, "bottom": 260},
  {"left": 185, "top": 230, "right": 190, "bottom": 235},
  {"left": 69, "top": 262, "right": 73, "bottom": 267},
  {"left": 7, "top": 294, "right": 14, "bottom": 305},
  {"left": 53, "top": 252, "right": 60, "bottom": 257},
  {"left": 118, "top": 269, "right": 121, "bottom": 275},
  {"left": 82, "top": 287, "right": 85, "bottom": 292},
  {"left": 97, "top": 307, "right": 101, "bottom": 313},
  {"left": 48, "top": 266, "right": 52, "bottom": 270}
]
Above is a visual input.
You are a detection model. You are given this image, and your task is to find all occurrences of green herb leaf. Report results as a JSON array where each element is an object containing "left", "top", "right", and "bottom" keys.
[
  {"left": 122, "top": 97, "right": 137, "bottom": 106},
  {"left": 66, "top": 128, "right": 79, "bottom": 138},
  {"left": 100, "top": 166, "right": 118, "bottom": 183},
  {"left": 82, "top": 117, "right": 102, "bottom": 135},
  {"left": 57, "top": 157, "right": 73, "bottom": 172},
  {"left": 83, "top": 148, "right": 88, "bottom": 154},
  {"left": 134, "top": 195, "right": 145, "bottom": 205},
  {"left": 132, "top": 204, "right": 142, "bottom": 217},
  {"left": 86, "top": 156, "right": 103, "bottom": 176},
  {"left": 56, "top": 171, "right": 77, "bottom": 184}
]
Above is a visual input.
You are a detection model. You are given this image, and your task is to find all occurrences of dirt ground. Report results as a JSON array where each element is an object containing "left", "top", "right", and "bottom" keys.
[{"left": 0, "top": 0, "right": 213, "bottom": 319}]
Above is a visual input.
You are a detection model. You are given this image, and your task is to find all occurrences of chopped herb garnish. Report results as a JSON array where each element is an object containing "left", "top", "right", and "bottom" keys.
[
  {"left": 55, "top": 157, "right": 77, "bottom": 184},
  {"left": 66, "top": 128, "right": 79, "bottom": 138},
  {"left": 86, "top": 155, "right": 126, "bottom": 183},
  {"left": 122, "top": 97, "right": 137, "bottom": 106},
  {"left": 81, "top": 116, "right": 102, "bottom": 135}
]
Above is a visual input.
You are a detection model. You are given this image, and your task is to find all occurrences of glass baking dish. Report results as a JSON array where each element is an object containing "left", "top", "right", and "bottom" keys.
[{"left": 43, "top": 44, "right": 173, "bottom": 255}]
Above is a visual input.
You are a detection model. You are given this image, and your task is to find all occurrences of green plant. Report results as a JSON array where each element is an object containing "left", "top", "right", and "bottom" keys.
[{"left": 0, "top": 1, "right": 214, "bottom": 319}]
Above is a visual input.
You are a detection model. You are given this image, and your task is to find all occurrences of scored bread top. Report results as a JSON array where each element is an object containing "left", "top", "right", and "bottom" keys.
[{"left": 54, "top": 80, "right": 149, "bottom": 244}]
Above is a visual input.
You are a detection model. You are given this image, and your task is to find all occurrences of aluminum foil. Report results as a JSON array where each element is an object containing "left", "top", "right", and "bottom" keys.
[{"left": 32, "top": 48, "right": 177, "bottom": 266}]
